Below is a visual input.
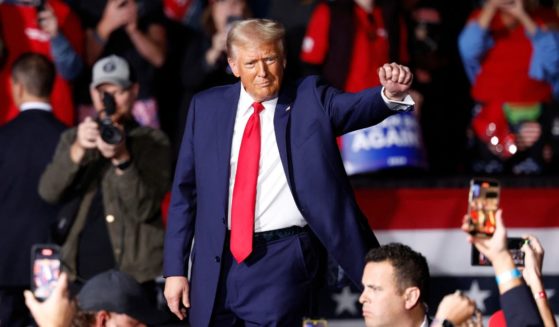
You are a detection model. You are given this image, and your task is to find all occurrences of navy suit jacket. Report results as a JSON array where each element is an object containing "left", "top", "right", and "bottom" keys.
[
  {"left": 0, "top": 109, "right": 65, "bottom": 286},
  {"left": 164, "top": 76, "right": 399, "bottom": 326},
  {"left": 501, "top": 285, "right": 544, "bottom": 327}
]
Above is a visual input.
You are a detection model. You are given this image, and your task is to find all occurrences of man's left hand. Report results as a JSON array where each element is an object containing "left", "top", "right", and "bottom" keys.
[{"left": 378, "top": 62, "right": 413, "bottom": 101}]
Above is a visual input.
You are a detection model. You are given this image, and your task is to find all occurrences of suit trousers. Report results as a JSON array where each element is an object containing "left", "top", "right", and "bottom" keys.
[{"left": 209, "top": 230, "right": 319, "bottom": 326}]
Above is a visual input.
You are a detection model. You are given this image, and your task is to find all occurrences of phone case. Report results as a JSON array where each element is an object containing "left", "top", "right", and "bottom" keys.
[
  {"left": 467, "top": 178, "right": 500, "bottom": 237},
  {"left": 30, "top": 244, "right": 61, "bottom": 301}
]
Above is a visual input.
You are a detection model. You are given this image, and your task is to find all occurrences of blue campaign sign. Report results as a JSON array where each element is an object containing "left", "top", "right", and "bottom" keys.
[{"left": 341, "top": 112, "right": 427, "bottom": 174}]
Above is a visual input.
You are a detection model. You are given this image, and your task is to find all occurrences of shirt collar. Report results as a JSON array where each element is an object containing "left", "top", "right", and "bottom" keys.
[
  {"left": 20, "top": 102, "right": 52, "bottom": 112},
  {"left": 238, "top": 83, "right": 278, "bottom": 117},
  {"left": 419, "top": 315, "right": 429, "bottom": 327}
]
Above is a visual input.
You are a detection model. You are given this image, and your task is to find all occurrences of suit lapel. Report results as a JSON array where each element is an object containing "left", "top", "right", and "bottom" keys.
[
  {"left": 216, "top": 82, "right": 241, "bottom": 206},
  {"left": 274, "top": 87, "right": 294, "bottom": 190}
]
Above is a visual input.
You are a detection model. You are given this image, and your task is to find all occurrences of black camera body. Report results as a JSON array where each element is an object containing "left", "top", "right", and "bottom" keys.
[{"left": 97, "top": 93, "right": 123, "bottom": 145}]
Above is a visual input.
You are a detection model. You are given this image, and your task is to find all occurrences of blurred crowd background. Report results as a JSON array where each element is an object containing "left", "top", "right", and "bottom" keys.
[
  {"left": 3, "top": 0, "right": 559, "bottom": 177},
  {"left": 2, "top": 0, "right": 559, "bottom": 325}
]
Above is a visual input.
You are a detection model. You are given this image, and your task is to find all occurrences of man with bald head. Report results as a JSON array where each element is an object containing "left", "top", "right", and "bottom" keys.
[{"left": 164, "top": 18, "right": 414, "bottom": 326}]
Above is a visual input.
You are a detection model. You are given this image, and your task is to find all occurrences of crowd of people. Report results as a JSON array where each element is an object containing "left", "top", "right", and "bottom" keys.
[
  {"left": 20, "top": 211, "right": 557, "bottom": 327},
  {"left": 2, "top": 0, "right": 558, "bottom": 175},
  {"left": 0, "top": 0, "right": 558, "bottom": 326}
]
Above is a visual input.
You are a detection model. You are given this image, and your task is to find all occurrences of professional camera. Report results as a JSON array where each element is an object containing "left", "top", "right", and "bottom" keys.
[{"left": 97, "top": 93, "right": 123, "bottom": 145}]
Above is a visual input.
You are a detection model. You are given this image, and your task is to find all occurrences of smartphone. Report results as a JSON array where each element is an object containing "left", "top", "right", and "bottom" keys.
[
  {"left": 467, "top": 178, "right": 500, "bottom": 237},
  {"left": 31, "top": 244, "right": 61, "bottom": 301},
  {"left": 471, "top": 237, "right": 526, "bottom": 266}
]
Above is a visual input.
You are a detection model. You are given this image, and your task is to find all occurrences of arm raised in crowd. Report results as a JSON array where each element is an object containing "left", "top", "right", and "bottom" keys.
[
  {"left": 87, "top": 0, "right": 166, "bottom": 67},
  {"left": 463, "top": 210, "right": 544, "bottom": 327},
  {"left": 37, "top": 4, "right": 84, "bottom": 80},
  {"left": 521, "top": 235, "right": 557, "bottom": 327}
]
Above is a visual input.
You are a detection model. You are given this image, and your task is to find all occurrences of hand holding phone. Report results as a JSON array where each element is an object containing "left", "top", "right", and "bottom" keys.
[
  {"left": 31, "top": 244, "right": 61, "bottom": 301},
  {"left": 24, "top": 272, "right": 75, "bottom": 327}
]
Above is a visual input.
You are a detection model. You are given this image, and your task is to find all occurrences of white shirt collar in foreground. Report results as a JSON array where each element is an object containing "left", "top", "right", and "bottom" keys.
[{"left": 20, "top": 102, "right": 52, "bottom": 112}]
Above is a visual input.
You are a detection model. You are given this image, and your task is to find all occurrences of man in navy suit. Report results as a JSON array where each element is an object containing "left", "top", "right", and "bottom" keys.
[
  {"left": 164, "top": 18, "right": 413, "bottom": 326},
  {"left": 0, "top": 53, "right": 66, "bottom": 327}
]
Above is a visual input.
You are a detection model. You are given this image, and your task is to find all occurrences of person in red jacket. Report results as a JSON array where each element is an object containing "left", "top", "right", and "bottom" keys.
[
  {"left": 300, "top": 0, "right": 409, "bottom": 93},
  {"left": 458, "top": 0, "right": 559, "bottom": 174},
  {"left": 0, "top": 0, "right": 85, "bottom": 126},
  {"left": 300, "top": 0, "right": 426, "bottom": 174}
]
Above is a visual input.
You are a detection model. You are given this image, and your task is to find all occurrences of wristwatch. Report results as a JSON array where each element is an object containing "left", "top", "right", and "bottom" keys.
[
  {"left": 442, "top": 320, "right": 454, "bottom": 327},
  {"left": 432, "top": 318, "right": 454, "bottom": 327}
]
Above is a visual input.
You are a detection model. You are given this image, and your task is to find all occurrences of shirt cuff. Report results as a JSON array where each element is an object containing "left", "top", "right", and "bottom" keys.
[{"left": 380, "top": 87, "right": 415, "bottom": 111}]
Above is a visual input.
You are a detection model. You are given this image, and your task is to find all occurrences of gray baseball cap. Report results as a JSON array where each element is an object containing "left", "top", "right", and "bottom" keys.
[{"left": 91, "top": 55, "right": 133, "bottom": 89}]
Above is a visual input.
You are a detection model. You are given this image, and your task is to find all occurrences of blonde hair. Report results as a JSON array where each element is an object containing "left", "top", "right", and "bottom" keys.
[{"left": 226, "top": 19, "right": 286, "bottom": 58}]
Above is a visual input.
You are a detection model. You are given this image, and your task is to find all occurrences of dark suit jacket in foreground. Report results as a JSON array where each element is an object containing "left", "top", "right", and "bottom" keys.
[
  {"left": 164, "top": 76, "right": 400, "bottom": 326},
  {"left": 501, "top": 284, "right": 544, "bottom": 327},
  {"left": 0, "top": 109, "right": 65, "bottom": 286}
]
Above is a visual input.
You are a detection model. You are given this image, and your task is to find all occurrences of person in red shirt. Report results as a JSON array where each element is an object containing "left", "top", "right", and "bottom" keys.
[
  {"left": 458, "top": 0, "right": 559, "bottom": 174},
  {"left": 300, "top": 0, "right": 426, "bottom": 174},
  {"left": 0, "top": 0, "right": 85, "bottom": 126},
  {"left": 300, "top": 0, "right": 408, "bottom": 92}
]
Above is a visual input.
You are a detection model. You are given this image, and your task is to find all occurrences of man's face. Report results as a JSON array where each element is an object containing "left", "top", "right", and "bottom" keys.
[
  {"left": 90, "top": 83, "right": 137, "bottom": 122},
  {"left": 359, "top": 261, "right": 408, "bottom": 327},
  {"left": 228, "top": 41, "right": 285, "bottom": 102}
]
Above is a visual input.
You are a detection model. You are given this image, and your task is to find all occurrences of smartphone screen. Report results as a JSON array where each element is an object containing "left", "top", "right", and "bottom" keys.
[
  {"left": 467, "top": 178, "right": 500, "bottom": 237},
  {"left": 471, "top": 237, "right": 526, "bottom": 266},
  {"left": 31, "top": 245, "right": 61, "bottom": 301}
]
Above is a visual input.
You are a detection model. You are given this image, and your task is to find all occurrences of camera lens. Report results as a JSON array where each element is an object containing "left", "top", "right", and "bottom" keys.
[{"left": 100, "top": 123, "right": 123, "bottom": 145}]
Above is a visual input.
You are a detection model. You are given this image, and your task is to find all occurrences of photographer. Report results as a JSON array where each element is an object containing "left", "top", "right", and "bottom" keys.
[{"left": 38, "top": 55, "right": 171, "bottom": 292}]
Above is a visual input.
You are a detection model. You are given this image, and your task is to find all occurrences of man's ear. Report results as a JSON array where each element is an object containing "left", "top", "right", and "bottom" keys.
[
  {"left": 403, "top": 287, "right": 421, "bottom": 310},
  {"left": 10, "top": 78, "right": 24, "bottom": 104},
  {"left": 228, "top": 57, "right": 240, "bottom": 78},
  {"left": 95, "top": 310, "right": 110, "bottom": 327}
]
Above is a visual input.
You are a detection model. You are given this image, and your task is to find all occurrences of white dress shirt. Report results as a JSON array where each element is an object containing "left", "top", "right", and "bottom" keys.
[
  {"left": 227, "top": 85, "right": 414, "bottom": 232},
  {"left": 227, "top": 85, "right": 306, "bottom": 232}
]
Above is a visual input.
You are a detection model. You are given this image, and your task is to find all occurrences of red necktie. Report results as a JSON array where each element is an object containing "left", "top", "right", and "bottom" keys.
[{"left": 230, "top": 102, "right": 264, "bottom": 263}]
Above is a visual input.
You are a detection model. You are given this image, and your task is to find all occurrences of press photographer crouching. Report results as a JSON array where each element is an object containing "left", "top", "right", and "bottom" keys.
[{"left": 38, "top": 55, "right": 171, "bottom": 296}]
